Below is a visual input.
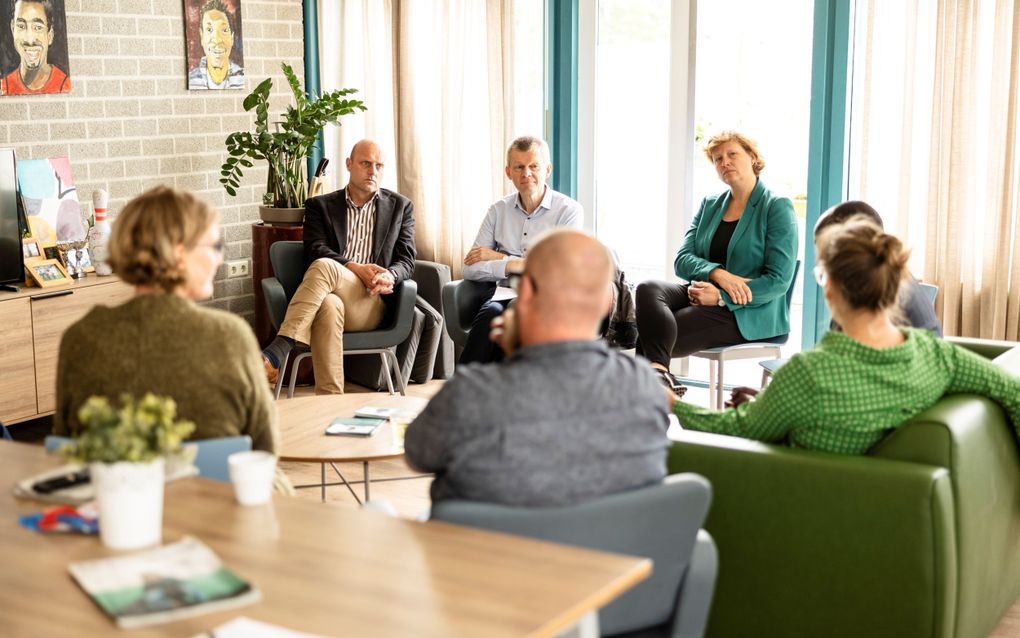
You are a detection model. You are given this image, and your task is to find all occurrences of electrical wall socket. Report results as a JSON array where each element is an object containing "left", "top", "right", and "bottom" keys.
[{"left": 226, "top": 260, "right": 249, "bottom": 278}]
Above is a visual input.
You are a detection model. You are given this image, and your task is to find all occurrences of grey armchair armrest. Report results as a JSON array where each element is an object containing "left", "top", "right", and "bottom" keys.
[{"left": 261, "top": 277, "right": 288, "bottom": 330}]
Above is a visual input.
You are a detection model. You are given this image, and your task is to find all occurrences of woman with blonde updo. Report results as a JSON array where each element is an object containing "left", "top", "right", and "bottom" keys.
[
  {"left": 673, "top": 217, "right": 1020, "bottom": 454},
  {"left": 54, "top": 186, "right": 279, "bottom": 453}
]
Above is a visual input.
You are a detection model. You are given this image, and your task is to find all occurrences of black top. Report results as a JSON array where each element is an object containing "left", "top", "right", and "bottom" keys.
[{"left": 709, "top": 219, "right": 739, "bottom": 266}]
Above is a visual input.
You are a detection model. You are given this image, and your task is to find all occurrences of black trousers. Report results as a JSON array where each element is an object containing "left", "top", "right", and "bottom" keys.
[
  {"left": 459, "top": 285, "right": 512, "bottom": 365},
  {"left": 634, "top": 280, "right": 747, "bottom": 367}
]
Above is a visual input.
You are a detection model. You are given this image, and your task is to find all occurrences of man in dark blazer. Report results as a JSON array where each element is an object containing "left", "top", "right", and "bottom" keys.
[{"left": 262, "top": 139, "right": 416, "bottom": 394}]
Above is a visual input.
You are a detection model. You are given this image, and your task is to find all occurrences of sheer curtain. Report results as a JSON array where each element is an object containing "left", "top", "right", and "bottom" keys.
[
  {"left": 849, "top": 0, "right": 1020, "bottom": 339},
  {"left": 317, "top": 0, "right": 521, "bottom": 276}
]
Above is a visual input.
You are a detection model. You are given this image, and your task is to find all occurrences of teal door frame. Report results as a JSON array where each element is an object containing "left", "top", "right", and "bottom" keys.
[
  {"left": 802, "top": 0, "right": 854, "bottom": 349},
  {"left": 303, "top": 0, "right": 323, "bottom": 183},
  {"left": 547, "top": 0, "right": 579, "bottom": 198}
]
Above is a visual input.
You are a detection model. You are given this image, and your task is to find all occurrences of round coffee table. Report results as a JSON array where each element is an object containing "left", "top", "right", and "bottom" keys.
[{"left": 276, "top": 394, "right": 429, "bottom": 503}]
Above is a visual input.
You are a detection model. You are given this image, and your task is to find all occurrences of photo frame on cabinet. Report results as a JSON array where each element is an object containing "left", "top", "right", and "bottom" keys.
[
  {"left": 25, "top": 258, "right": 71, "bottom": 288},
  {"left": 57, "top": 243, "right": 92, "bottom": 276},
  {"left": 21, "top": 237, "right": 41, "bottom": 259}
]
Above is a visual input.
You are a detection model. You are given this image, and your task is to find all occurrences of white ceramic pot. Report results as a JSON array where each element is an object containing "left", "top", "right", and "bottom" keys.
[{"left": 91, "top": 458, "right": 165, "bottom": 550}]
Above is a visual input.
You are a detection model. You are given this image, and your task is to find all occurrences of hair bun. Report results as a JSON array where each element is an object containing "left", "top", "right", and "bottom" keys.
[
  {"left": 873, "top": 233, "right": 909, "bottom": 271},
  {"left": 818, "top": 217, "right": 911, "bottom": 312}
]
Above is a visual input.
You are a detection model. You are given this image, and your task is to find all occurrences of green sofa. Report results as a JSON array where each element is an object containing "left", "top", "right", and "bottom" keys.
[{"left": 667, "top": 338, "right": 1020, "bottom": 637}]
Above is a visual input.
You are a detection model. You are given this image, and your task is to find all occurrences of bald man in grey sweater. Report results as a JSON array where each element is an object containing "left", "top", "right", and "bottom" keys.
[{"left": 404, "top": 229, "right": 670, "bottom": 507}]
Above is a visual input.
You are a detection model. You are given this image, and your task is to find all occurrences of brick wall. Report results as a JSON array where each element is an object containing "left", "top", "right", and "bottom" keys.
[{"left": 0, "top": 0, "right": 306, "bottom": 322}]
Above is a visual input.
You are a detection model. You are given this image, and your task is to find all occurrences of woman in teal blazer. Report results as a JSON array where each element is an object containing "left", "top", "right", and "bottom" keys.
[{"left": 635, "top": 131, "right": 798, "bottom": 392}]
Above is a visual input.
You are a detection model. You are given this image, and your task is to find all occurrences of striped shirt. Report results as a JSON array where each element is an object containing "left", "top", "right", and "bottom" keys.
[{"left": 343, "top": 192, "right": 377, "bottom": 264}]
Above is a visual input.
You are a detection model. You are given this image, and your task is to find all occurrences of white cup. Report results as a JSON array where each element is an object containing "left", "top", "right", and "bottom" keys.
[{"left": 228, "top": 451, "right": 277, "bottom": 506}]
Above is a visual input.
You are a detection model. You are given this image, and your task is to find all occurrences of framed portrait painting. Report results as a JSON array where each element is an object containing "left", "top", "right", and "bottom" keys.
[
  {"left": 0, "top": 0, "right": 72, "bottom": 96},
  {"left": 184, "top": 0, "right": 245, "bottom": 90}
]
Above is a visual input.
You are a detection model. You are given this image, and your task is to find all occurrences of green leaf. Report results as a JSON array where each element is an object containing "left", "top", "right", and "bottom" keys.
[{"left": 219, "top": 62, "right": 368, "bottom": 203}]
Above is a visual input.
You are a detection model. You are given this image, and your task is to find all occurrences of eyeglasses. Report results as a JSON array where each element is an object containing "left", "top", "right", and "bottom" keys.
[
  {"left": 193, "top": 239, "right": 226, "bottom": 255},
  {"left": 507, "top": 270, "right": 537, "bottom": 293},
  {"left": 201, "top": 239, "right": 226, "bottom": 254},
  {"left": 813, "top": 264, "right": 828, "bottom": 286}
]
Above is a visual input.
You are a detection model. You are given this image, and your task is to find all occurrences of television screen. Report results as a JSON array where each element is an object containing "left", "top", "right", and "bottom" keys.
[{"left": 0, "top": 148, "right": 22, "bottom": 287}]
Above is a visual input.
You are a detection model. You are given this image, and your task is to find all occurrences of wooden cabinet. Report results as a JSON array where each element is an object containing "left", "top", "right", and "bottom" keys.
[
  {"left": 0, "top": 275, "right": 132, "bottom": 424},
  {"left": 0, "top": 298, "right": 36, "bottom": 423}
]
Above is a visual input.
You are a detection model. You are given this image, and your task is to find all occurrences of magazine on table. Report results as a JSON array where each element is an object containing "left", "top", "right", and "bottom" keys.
[
  {"left": 325, "top": 417, "right": 386, "bottom": 437},
  {"left": 353, "top": 406, "right": 418, "bottom": 420},
  {"left": 68, "top": 536, "right": 260, "bottom": 628}
]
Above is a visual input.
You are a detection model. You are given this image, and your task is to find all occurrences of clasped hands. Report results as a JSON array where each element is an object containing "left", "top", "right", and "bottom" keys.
[
  {"left": 464, "top": 246, "right": 525, "bottom": 271},
  {"left": 464, "top": 246, "right": 505, "bottom": 265},
  {"left": 689, "top": 268, "right": 753, "bottom": 306},
  {"left": 348, "top": 262, "right": 395, "bottom": 295}
]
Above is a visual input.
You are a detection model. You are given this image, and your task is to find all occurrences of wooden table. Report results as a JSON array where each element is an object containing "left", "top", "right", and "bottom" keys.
[
  {"left": 0, "top": 441, "right": 650, "bottom": 637},
  {"left": 277, "top": 394, "right": 430, "bottom": 503}
]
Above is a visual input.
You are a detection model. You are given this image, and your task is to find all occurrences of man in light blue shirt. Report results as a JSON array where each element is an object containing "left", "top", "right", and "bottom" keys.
[{"left": 460, "top": 136, "right": 583, "bottom": 364}]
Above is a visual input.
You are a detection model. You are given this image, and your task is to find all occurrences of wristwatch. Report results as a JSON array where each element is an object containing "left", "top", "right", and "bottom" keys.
[{"left": 717, "top": 296, "right": 726, "bottom": 307}]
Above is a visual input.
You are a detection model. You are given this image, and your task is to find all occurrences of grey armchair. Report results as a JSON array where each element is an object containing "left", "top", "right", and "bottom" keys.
[
  {"left": 261, "top": 241, "right": 418, "bottom": 398},
  {"left": 430, "top": 474, "right": 718, "bottom": 638},
  {"left": 441, "top": 278, "right": 498, "bottom": 350}
]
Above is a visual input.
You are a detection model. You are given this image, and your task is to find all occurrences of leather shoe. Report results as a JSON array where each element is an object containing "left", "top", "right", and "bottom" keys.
[
  {"left": 263, "top": 356, "right": 279, "bottom": 386},
  {"left": 655, "top": 368, "right": 687, "bottom": 399}
]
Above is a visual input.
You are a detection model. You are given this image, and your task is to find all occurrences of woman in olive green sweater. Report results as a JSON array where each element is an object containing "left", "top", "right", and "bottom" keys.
[
  {"left": 54, "top": 187, "right": 279, "bottom": 454},
  {"left": 674, "top": 217, "right": 1020, "bottom": 455}
]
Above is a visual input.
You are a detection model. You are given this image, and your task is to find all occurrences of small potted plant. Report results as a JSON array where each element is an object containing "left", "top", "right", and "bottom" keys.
[
  {"left": 220, "top": 62, "right": 366, "bottom": 223},
  {"left": 63, "top": 394, "right": 195, "bottom": 550}
]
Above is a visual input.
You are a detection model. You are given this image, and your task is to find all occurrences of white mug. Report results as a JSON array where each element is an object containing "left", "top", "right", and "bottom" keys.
[{"left": 227, "top": 451, "right": 277, "bottom": 506}]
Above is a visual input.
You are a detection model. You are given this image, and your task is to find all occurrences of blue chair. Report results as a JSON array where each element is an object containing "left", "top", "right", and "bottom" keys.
[
  {"left": 43, "top": 435, "right": 72, "bottom": 453},
  {"left": 686, "top": 261, "right": 801, "bottom": 408},
  {"left": 1, "top": 422, "right": 11, "bottom": 441},
  {"left": 430, "top": 474, "right": 718, "bottom": 638},
  {"left": 918, "top": 281, "right": 938, "bottom": 305},
  {"left": 188, "top": 436, "right": 252, "bottom": 482},
  {"left": 262, "top": 241, "right": 418, "bottom": 398},
  {"left": 44, "top": 435, "right": 252, "bottom": 483}
]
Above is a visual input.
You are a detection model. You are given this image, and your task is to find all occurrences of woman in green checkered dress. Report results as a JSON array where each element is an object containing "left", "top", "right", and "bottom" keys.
[{"left": 673, "top": 217, "right": 1020, "bottom": 454}]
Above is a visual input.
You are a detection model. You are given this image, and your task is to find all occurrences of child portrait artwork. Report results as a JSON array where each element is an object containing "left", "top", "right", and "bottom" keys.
[
  {"left": 184, "top": 0, "right": 244, "bottom": 90},
  {"left": 0, "top": 0, "right": 72, "bottom": 96}
]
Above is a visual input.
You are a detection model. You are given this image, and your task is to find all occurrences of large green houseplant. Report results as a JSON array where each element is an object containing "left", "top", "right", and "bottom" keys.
[{"left": 220, "top": 63, "right": 366, "bottom": 212}]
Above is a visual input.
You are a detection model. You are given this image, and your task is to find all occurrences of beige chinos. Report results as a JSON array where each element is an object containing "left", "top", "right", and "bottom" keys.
[{"left": 278, "top": 258, "right": 385, "bottom": 394}]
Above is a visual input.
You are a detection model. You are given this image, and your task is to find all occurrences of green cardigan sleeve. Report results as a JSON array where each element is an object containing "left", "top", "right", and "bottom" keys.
[
  {"left": 238, "top": 327, "right": 280, "bottom": 454},
  {"left": 673, "top": 355, "right": 817, "bottom": 442}
]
